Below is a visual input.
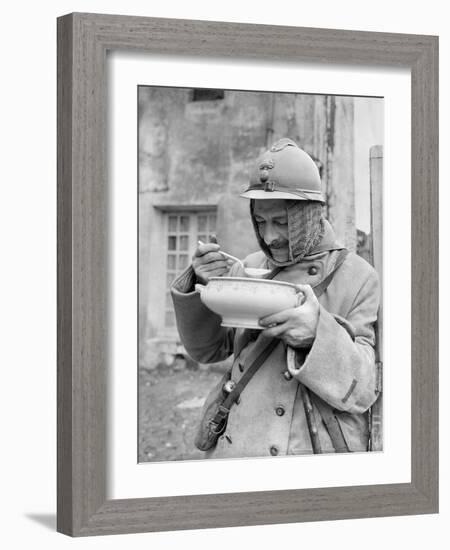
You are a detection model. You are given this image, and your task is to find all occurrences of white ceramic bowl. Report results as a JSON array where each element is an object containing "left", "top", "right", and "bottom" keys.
[
  {"left": 243, "top": 267, "right": 271, "bottom": 278},
  {"left": 196, "top": 277, "right": 301, "bottom": 329}
]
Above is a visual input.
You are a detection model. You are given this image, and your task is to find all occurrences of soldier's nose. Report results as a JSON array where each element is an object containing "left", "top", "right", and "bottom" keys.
[{"left": 263, "top": 225, "right": 277, "bottom": 244}]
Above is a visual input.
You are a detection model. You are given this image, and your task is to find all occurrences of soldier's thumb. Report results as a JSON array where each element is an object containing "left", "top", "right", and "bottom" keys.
[{"left": 294, "top": 284, "right": 314, "bottom": 300}]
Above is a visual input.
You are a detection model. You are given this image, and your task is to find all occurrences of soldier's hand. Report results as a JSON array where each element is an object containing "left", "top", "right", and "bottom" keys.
[
  {"left": 259, "top": 284, "right": 320, "bottom": 348},
  {"left": 192, "top": 242, "right": 231, "bottom": 284}
]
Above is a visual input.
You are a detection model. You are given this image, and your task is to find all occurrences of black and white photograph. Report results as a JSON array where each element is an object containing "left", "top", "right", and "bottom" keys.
[
  {"left": 1, "top": 0, "right": 444, "bottom": 544},
  {"left": 138, "top": 86, "right": 383, "bottom": 462}
]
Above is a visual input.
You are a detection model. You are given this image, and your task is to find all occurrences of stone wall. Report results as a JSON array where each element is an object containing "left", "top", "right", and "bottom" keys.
[{"left": 138, "top": 87, "right": 356, "bottom": 369}]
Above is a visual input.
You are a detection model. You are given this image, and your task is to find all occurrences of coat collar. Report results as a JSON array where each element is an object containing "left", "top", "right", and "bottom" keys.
[{"left": 305, "top": 219, "right": 345, "bottom": 256}]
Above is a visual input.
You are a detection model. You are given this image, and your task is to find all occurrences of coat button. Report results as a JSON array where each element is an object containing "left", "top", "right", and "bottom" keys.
[
  {"left": 283, "top": 370, "right": 293, "bottom": 381},
  {"left": 275, "top": 406, "right": 285, "bottom": 416},
  {"left": 308, "top": 265, "right": 319, "bottom": 276},
  {"left": 269, "top": 446, "right": 279, "bottom": 456}
]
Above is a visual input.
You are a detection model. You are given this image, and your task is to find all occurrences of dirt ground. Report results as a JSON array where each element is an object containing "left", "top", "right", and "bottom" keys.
[{"left": 138, "top": 363, "right": 225, "bottom": 462}]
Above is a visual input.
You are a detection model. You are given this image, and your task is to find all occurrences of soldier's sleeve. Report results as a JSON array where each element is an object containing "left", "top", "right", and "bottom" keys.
[
  {"left": 287, "top": 268, "right": 380, "bottom": 414},
  {"left": 170, "top": 266, "right": 234, "bottom": 363}
]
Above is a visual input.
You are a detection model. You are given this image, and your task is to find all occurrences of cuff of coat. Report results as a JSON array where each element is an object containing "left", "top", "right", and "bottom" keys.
[
  {"left": 286, "top": 305, "right": 360, "bottom": 411},
  {"left": 171, "top": 265, "right": 197, "bottom": 295}
]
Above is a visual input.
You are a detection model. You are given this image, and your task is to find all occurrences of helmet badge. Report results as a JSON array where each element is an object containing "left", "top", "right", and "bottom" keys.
[{"left": 259, "top": 159, "right": 274, "bottom": 184}]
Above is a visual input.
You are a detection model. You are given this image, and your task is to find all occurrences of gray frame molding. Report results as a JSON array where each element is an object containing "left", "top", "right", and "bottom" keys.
[{"left": 57, "top": 12, "right": 438, "bottom": 536}]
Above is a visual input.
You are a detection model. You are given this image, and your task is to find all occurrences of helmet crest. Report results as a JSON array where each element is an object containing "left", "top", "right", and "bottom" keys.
[{"left": 258, "top": 159, "right": 274, "bottom": 184}]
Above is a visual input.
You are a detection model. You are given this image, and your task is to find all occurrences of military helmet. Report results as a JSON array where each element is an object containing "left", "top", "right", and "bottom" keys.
[{"left": 240, "top": 138, "right": 325, "bottom": 203}]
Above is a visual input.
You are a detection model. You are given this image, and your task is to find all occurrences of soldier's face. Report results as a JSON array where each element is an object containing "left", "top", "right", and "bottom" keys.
[{"left": 253, "top": 199, "right": 290, "bottom": 262}]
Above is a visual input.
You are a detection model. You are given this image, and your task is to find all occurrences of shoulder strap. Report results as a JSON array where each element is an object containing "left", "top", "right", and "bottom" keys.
[
  {"left": 312, "top": 248, "right": 349, "bottom": 298},
  {"left": 262, "top": 266, "right": 284, "bottom": 280},
  {"left": 209, "top": 338, "right": 279, "bottom": 429},
  {"left": 223, "top": 339, "right": 279, "bottom": 410},
  {"left": 307, "top": 391, "right": 350, "bottom": 452}
]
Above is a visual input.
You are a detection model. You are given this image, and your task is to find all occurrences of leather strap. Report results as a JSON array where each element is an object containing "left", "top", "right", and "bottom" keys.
[
  {"left": 262, "top": 266, "right": 284, "bottom": 280},
  {"left": 300, "top": 384, "right": 322, "bottom": 454},
  {"left": 210, "top": 338, "right": 280, "bottom": 429},
  {"left": 312, "top": 248, "right": 349, "bottom": 298},
  {"left": 224, "top": 339, "right": 279, "bottom": 410},
  {"left": 308, "top": 392, "right": 350, "bottom": 452}
]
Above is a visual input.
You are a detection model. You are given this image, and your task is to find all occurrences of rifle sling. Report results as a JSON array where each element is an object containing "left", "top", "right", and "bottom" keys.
[
  {"left": 211, "top": 338, "right": 280, "bottom": 427},
  {"left": 313, "top": 248, "right": 349, "bottom": 298},
  {"left": 308, "top": 391, "right": 350, "bottom": 453}
]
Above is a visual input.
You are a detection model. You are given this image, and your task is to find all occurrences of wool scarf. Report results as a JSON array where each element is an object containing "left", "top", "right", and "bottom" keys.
[{"left": 250, "top": 199, "right": 325, "bottom": 267}]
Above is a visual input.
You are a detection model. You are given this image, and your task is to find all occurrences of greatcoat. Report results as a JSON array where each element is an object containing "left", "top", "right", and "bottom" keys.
[{"left": 171, "top": 221, "right": 381, "bottom": 458}]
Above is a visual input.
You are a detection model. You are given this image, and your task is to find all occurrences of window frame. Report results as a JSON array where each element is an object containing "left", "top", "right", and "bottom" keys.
[{"left": 161, "top": 207, "right": 218, "bottom": 334}]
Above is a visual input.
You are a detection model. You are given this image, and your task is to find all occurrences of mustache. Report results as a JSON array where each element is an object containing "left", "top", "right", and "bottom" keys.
[{"left": 268, "top": 239, "right": 289, "bottom": 249}]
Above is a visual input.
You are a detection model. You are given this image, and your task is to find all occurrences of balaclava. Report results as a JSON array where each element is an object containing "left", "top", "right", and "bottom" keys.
[{"left": 250, "top": 199, "right": 325, "bottom": 267}]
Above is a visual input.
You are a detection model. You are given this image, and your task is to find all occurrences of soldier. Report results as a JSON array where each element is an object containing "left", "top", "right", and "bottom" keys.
[{"left": 171, "top": 138, "right": 380, "bottom": 458}]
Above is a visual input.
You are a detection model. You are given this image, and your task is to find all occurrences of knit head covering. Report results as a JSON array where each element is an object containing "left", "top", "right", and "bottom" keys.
[{"left": 250, "top": 199, "right": 325, "bottom": 267}]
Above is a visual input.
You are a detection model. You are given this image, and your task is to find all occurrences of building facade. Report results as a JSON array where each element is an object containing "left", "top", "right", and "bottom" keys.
[{"left": 138, "top": 87, "right": 358, "bottom": 369}]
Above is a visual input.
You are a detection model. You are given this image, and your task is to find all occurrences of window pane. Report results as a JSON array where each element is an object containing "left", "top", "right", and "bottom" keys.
[
  {"left": 168, "top": 236, "right": 177, "bottom": 250},
  {"left": 167, "top": 255, "right": 176, "bottom": 269},
  {"left": 179, "top": 235, "right": 189, "bottom": 251},
  {"left": 166, "top": 272, "right": 175, "bottom": 286},
  {"left": 197, "top": 234, "right": 207, "bottom": 244},
  {"left": 180, "top": 216, "right": 190, "bottom": 232},
  {"left": 197, "top": 215, "right": 207, "bottom": 232},
  {"left": 178, "top": 255, "right": 189, "bottom": 269},
  {"left": 209, "top": 214, "right": 217, "bottom": 232},
  {"left": 168, "top": 216, "right": 177, "bottom": 232}
]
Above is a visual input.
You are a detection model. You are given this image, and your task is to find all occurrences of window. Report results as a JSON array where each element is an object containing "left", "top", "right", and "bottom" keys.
[
  {"left": 191, "top": 88, "right": 224, "bottom": 102},
  {"left": 164, "top": 210, "right": 217, "bottom": 328}
]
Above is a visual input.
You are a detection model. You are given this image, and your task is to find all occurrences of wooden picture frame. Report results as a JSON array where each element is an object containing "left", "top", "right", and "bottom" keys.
[{"left": 57, "top": 12, "right": 438, "bottom": 536}]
